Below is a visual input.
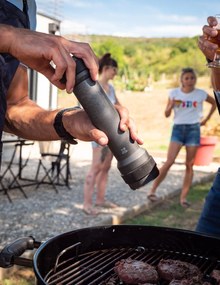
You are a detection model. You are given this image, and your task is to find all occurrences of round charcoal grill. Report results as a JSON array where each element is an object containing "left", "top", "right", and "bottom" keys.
[{"left": 0, "top": 225, "right": 220, "bottom": 284}]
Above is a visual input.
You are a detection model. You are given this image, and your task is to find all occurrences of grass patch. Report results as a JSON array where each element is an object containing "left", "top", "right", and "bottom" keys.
[
  {"left": 1, "top": 268, "right": 35, "bottom": 285},
  {"left": 124, "top": 182, "right": 211, "bottom": 231}
]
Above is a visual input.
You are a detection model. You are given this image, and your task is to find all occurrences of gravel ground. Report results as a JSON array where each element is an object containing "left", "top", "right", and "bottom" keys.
[{"left": 0, "top": 141, "right": 217, "bottom": 248}]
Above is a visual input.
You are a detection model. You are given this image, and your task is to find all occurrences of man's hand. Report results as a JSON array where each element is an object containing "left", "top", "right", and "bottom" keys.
[
  {"left": 62, "top": 106, "right": 144, "bottom": 146},
  {"left": 114, "top": 105, "right": 144, "bottom": 145},
  {"left": 0, "top": 24, "right": 98, "bottom": 94},
  {"left": 198, "top": 16, "right": 219, "bottom": 60},
  {"left": 198, "top": 16, "right": 220, "bottom": 90}
]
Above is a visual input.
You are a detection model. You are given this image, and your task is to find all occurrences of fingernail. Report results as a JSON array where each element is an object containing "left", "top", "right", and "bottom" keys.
[
  {"left": 94, "top": 74, "right": 98, "bottom": 81},
  {"left": 98, "top": 137, "right": 107, "bottom": 145},
  {"left": 122, "top": 124, "right": 127, "bottom": 130},
  {"left": 67, "top": 88, "right": 73, "bottom": 94}
]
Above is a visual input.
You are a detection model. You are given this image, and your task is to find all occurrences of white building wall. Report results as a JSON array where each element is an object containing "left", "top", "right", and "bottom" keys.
[{"left": 34, "top": 13, "right": 60, "bottom": 110}]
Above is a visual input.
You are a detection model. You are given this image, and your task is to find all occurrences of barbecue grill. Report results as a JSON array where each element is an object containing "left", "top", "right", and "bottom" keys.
[{"left": 0, "top": 225, "right": 220, "bottom": 284}]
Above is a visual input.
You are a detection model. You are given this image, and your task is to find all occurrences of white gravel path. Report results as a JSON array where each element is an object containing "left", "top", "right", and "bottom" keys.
[{"left": 0, "top": 141, "right": 217, "bottom": 247}]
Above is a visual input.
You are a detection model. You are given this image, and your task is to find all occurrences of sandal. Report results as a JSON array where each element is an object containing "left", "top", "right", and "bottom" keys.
[
  {"left": 83, "top": 207, "right": 99, "bottom": 216},
  {"left": 95, "top": 200, "right": 118, "bottom": 208},
  {"left": 180, "top": 201, "right": 191, "bottom": 208},
  {"left": 147, "top": 194, "right": 159, "bottom": 202}
]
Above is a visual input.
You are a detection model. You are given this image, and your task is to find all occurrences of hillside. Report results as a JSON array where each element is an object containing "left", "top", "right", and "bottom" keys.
[{"left": 65, "top": 34, "right": 208, "bottom": 91}]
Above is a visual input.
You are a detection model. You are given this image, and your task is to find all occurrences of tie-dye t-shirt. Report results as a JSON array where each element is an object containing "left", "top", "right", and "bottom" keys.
[{"left": 169, "top": 88, "right": 207, "bottom": 124}]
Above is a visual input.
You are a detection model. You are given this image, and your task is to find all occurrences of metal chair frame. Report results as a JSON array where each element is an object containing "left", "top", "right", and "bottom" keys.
[
  {"left": 35, "top": 141, "right": 72, "bottom": 192},
  {"left": 0, "top": 139, "right": 34, "bottom": 202}
]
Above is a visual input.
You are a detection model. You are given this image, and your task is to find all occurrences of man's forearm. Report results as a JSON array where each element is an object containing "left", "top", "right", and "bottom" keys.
[
  {"left": 0, "top": 24, "right": 15, "bottom": 54},
  {"left": 211, "top": 69, "right": 220, "bottom": 90},
  {"left": 5, "top": 101, "right": 60, "bottom": 141}
]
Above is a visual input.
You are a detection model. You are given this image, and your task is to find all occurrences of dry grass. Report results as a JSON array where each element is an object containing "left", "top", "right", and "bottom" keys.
[{"left": 125, "top": 182, "right": 212, "bottom": 230}]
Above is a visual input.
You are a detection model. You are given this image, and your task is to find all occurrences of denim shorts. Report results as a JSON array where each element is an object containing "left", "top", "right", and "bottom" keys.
[{"left": 171, "top": 123, "right": 200, "bottom": 146}]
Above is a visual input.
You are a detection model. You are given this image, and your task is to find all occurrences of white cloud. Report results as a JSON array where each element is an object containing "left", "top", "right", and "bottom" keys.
[
  {"left": 60, "top": 18, "right": 117, "bottom": 36},
  {"left": 53, "top": 0, "right": 209, "bottom": 38},
  {"left": 60, "top": 17, "right": 202, "bottom": 38},
  {"left": 158, "top": 14, "right": 198, "bottom": 24},
  {"left": 60, "top": 19, "right": 88, "bottom": 35},
  {"left": 63, "top": 0, "right": 94, "bottom": 8},
  {"left": 60, "top": 0, "right": 104, "bottom": 9},
  {"left": 141, "top": 24, "right": 202, "bottom": 38}
]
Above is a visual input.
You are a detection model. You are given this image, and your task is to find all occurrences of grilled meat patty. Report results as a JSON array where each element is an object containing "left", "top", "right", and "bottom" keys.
[
  {"left": 157, "top": 259, "right": 202, "bottom": 282},
  {"left": 114, "top": 258, "right": 159, "bottom": 284},
  {"left": 210, "top": 269, "right": 220, "bottom": 283}
]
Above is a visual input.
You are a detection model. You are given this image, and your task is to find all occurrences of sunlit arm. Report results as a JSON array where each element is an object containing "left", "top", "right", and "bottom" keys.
[
  {"left": 211, "top": 69, "right": 220, "bottom": 91},
  {"left": 200, "top": 94, "right": 216, "bottom": 126},
  {"left": 164, "top": 98, "right": 174, "bottom": 117}
]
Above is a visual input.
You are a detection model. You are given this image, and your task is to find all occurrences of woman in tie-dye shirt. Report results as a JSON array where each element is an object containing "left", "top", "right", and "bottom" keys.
[{"left": 147, "top": 68, "right": 216, "bottom": 208}]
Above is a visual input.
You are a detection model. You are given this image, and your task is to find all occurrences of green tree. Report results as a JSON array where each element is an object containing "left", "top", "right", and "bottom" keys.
[{"left": 83, "top": 34, "right": 209, "bottom": 91}]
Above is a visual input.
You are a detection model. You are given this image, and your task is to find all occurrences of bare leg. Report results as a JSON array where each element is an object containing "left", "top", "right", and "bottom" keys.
[
  {"left": 180, "top": 145, "right": 198, "bottom": 205},
  {"left": 148, "top": 142, "right": 182, "bottom": 197},
  {"left": 83, "top": 147, "right": 102, "bottom": 214},
  {"left": 95, "top": 147, "right": 114, "bottom": 205}
]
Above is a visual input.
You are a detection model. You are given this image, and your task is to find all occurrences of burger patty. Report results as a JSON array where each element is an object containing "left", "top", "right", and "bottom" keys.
[
  {"left": 157, "top": 259, "right": 202, "bottom": 282},
  {"left": 114, "top": 258, "right": 159, "bottom": 284},
  {"left": 210, "top": 269, "right": 220, "bottom": 283}
]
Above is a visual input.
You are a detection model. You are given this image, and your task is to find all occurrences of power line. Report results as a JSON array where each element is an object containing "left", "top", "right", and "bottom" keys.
[{"left": 37, "top": 0, "right": 64, "bottom": 20}]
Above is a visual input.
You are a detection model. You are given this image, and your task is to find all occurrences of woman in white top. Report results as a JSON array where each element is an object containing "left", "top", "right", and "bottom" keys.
[
  {"left": 148, "top": 68, "right": 216, "bottom": 207},
  {"left": 83, "top": 53, "right": 121, "bottom": 215}
]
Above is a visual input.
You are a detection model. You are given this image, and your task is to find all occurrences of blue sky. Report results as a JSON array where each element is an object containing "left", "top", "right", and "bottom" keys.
[{"left": 37, "top": 0, "right": 220, "bottom": 38}]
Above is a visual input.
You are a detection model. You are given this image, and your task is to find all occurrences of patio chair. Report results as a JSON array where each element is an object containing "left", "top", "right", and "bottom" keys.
[
  {"left": 0, "top": 136, "right": 34, "bottom": 202},
  {"left": 35, "top": 140, "right": 72, "bottom": 192}
]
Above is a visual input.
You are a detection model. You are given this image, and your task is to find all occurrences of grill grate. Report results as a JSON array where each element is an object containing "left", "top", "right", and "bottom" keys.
[{"left": 45, "top": 245, "right": 220, "bottom": 285}]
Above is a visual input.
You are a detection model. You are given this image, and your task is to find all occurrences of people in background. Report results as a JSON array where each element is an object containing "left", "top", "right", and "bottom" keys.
[
  {"left": 196, "top": 15, "right": 220, "bottom": 237},
  {"left": 147, "top": 67, "right": 216, "bottom": 207},
  {"left": 83, "top": 53, "right": 121, "bottom": 215},
  {"left": 0, "top": 1, "right": 142, "bottom": 171}
]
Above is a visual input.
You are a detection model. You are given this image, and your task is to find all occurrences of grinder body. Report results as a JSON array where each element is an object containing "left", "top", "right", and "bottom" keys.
[{"left": 72, "top": 57, "right": 159, "bottom": 190}]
